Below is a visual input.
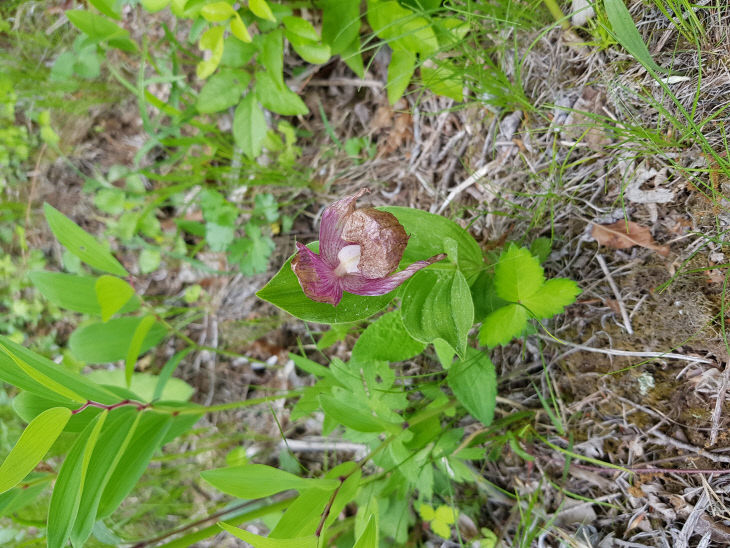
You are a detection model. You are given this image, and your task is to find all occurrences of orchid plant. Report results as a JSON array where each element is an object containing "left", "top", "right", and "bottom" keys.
[{"left": 290, "top": 189, "right": 444, "bottom": 305}]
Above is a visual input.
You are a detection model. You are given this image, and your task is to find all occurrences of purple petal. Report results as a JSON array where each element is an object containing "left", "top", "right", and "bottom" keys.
[
  {"left": 291, "top": 242, "right": 343, "bottom": 306},
  {"left": 340, "top": 254, "right": 446, "bottom": 296},
  {"left": 318, "top": 189, "right": 369, "bottom": 267}
]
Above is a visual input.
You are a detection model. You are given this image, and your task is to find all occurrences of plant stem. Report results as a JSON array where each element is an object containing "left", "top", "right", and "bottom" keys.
[{"left": 542, "top": 0, "right": 570, "bottom": 30}]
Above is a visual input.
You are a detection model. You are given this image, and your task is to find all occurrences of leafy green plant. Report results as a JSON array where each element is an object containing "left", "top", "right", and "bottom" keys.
[{"left": 0, "top": 195, "right": 580, "bottom": 546}]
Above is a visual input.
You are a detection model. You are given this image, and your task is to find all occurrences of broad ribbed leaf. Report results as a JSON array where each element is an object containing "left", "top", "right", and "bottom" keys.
[
  {"left": 47, "top": 410, "right": 107, "bottom": 548},
  {"left": 219, "top": 523, "right": 317, "bottom": 548},
  {"left": 201, "top": 463, "right": 338, "bottom": 499},
  {"left": 69, "top": 316, "right": 166, "bottom": 363},
  {"left": 97, "top": 411, "right": 172, "bottom": 518},
  {"left": 447, "top": 348, "right": 496, "bottom": 426},
  {"left": 0, "top": 407, "right": 71, "bottom": 494},
  {"left": 44, "top": 203, "right": 128, "bottom": 276}
]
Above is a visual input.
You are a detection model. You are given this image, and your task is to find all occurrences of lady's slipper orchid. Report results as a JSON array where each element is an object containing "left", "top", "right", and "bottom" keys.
[{"left": 292, "top": 189, "right": 445, "bottom": 306}]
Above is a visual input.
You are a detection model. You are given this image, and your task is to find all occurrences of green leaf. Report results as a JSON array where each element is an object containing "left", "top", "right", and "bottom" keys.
[
  {"left": 352, "top": 310, "right": 425, "bottom": 363},
  {"left": 494, "top": 245, "right": 544, "bottom": 302},
  {"left": 282, "top": 15, "right": 320, "bottom": 42},
  {"left": 97, "top": 411, "right": 173, "bottom": 517},
  {"left": 530, "top": 237, "right": 552, "bottom": 263},
  {"left": 271, "top": 462, "right": 360, "bottom": 538},
  {"left": 88, "top": 0, "right": 121, "bottom": 19},
  {"left": 86, "top": 369, "right": 194, "bottom": 403},
  {"left": 0, "top": 407, "right": 71, "bottom": 494},
  {"left": 0, "top": 341, "right": 85, "bottom": 403},
  {"left": 366, "top": 0, "right": 438, "bottom": 55},
  {"left": 219, "top": 523, "right": 317, "bottom": 548},
  {"left": 197, "top": 26, "right": 225, "bottom": 79},
  {"left": 256, "top": 242, "right": 394, "bottom": 324},
  {"left": 259, "top": 29, "right": 285, "bottom": 83},
  {"left": 255, "top": 71, "right": 309, "bottom": 116},
  {"left": 201, "top": 1, "right": 235, "bottom": 22},
  {"left": 47, "top": 410, "right": 107, "bottom": 548},
  {"left": 421, "top": 59, "right": 463, "bottom": 102},
  {"left": 321, "top": 0, "right": 361, "bottom": 55},
  {"left": 139, "top": 247, "right": 161, "bottom": 274},
  {"left": 70, "top": 408, "right": 140, "bottom": 546},
  {"left": 141, "top": 0, "right": 170, "bottom": 12},
  {"left": 95, "top": 275, "right": 135, "bottom": 322},
  {"left": 230, "top": 14, "right": 252, "bottom": 42},
  {"left": 228, "top": 223, "right": 276, "bottom": 275},
  {"left": 469, "top": 271, "right": 507, "bottom": 321},
  {"left": 522, "top": 278, "right": 580, "bottom": 319},
  {"left": 478, "top": 303, "right": 528, "bottom": 347},
  {"left": 387, "top": 48, "right": 415, "bottom": 104},
  {"left": 282, "top": 16, "right": 331, "bottom": 64},
  {"left": 379, "top": 206, "right": 483, "bottom": 283},
  {"left": 201, "top": 464, "right": 338, "bottom": 498},
  {"left": 69, "top": 317, "right": 166, "bottom": 363},
  {"left": 29, "top": 271, "right": 137, "bottom": 316},
  {"left": 400, "top": 270, "right": 473, "bottom": 357},
  {"left": 604, "top": 0, "right": 667, "bottom": 74},
  {"left": 65, "top": 10, "right": 137, "bottom": 51},
  {"left": 319, "top": 394, "right": 401, "bottom": 434},
  {"left": 249, "top": 0, "right": 276, "bottom": 22},
  {"left": 0, "top": 336, "right": 117, "bottom": 404},
  {"left": 353, "top": 515, "right": 378, "bottom": 548},
  {"left": 233, "top": 93, "right": 267, "bottom": 158},
  {"left": 197, "top": 69, "right": 250, "bottom": 113},
  {"left": 44, "top": 203, "right": 128, "bottom": 277},
  {"left": 447, "top": 348, "right": 496, "bottom": 426},
  {"left": 125, "top": 315, "right": 157, "bottom": 386}
]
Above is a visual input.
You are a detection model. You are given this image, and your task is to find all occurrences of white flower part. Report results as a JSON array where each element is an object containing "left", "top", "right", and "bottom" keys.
[{"left": 334, "top": 245, "right": 361, "bottom": 277}]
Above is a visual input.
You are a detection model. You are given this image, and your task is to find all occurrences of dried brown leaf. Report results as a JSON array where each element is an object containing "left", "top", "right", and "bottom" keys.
[{"left": 591, "top": 220, "right": 670, "bottom": 256}]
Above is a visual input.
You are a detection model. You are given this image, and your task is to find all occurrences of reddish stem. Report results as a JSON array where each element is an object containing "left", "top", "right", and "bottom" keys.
[{"left": 72, "top": 399, "right": 149, "bottom": 415}]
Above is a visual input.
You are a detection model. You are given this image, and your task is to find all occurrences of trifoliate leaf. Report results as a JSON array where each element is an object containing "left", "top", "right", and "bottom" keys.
[
  {"left": 522, "top": 278, "right": 580, "bottom": 319},
  {"left": 228, "top": 223, "right": 275, "bottom": 275},
  {"left": 478, "top": 303, "right": 528, "bottom": 347},
  {"left": 494, "top": 245, "right": 544, "bottom": 302}
]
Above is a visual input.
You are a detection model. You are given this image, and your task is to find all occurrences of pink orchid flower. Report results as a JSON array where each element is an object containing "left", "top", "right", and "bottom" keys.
[{"left": 291, "top": 189, "right": 445, "bottom": 306}]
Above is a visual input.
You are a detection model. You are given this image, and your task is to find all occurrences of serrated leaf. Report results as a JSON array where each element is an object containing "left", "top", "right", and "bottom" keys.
[
  {"left": 387, "top": 48, "right": 415, "bottom": 104},
  {"left": 447, "top": 348, "right": 496, "bottom": 425},
  {"left": 494, "top": 245, "right": 544, "bottom": 302},
  {"left": 478, "top": 303, "right": 528, "bottom": 347},
  {"left": 249, "top": 0, "right": 276, "bottom": 22},
  {"left": 522, "top": 278, "right": 580, "bottom": 319},
  {"left": 352, "top": 310, "right": 425, "bottom": 363},
  {"left": 95, "top": 275, "right": 135, "bottom": 322},
  {"left": 202, "top": 464, "right": 338, "bottom": 498},
  {"left": 228, "top": 222, "right": 275, "bottom": 275},
  {"left": 319, "top": 394, "right": 401, "bottom": 434},
  {"left": 233, "top": 93, "right": 267, "bottom": 158},
  {"left": 44, "top": 203, "right": 128, "bottom": 277},
  {"left": 0, "top": 407, "right": 71, "bottom": 494}
]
